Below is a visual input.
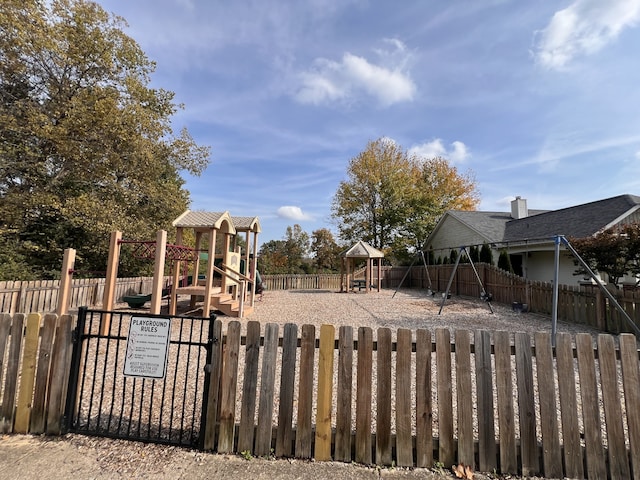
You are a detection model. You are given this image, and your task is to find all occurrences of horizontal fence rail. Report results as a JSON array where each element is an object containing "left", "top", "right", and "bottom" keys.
[
  {"left": 6, "top": 309, "right": 640, "bottom": 478},
  {"left": 2, "top": 264, "right": 640, "bottom": 334}
]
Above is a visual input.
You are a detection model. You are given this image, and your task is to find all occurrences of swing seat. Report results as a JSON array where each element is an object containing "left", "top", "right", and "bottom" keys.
[{"left": 123, "top": 293, "right": 152, "bottom": 308}]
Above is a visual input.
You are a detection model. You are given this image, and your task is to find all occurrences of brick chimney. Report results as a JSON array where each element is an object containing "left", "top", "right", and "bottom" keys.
[{"left": 511, "top": 196, "right": 528, "bottom": 219}]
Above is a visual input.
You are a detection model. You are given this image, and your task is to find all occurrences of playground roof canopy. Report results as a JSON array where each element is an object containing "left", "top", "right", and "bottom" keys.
[
  {"left": 231, "top": 216, "right": 262, "bottom": 233},
  {"left": 341, "top": 240, "right": 384, "bottom": 259},
  {"left": 172, "top": 210, "right": 236, "bottom": 234}
]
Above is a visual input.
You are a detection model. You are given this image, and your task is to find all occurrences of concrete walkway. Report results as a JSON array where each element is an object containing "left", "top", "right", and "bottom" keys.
[{"left": 0, "top": 434, "right": 453, "bottom": 480}]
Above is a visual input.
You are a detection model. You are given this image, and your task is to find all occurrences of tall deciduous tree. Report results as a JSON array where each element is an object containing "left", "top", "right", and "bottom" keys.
[
  {"left": 331, "top": 138, "right": 414, "bottom": 252},
  {"left": 331, "top": 138, "right": 478, "bottom": 262},
  {"left": 310, "top": 228, "right": 341, "bottom": 272},
  {"left": 0, "top": 0, "right": 210, "bottom": 279}
]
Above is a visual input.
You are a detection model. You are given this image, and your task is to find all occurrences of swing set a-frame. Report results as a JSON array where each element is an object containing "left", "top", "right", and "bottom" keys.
[
  {"left": 393, "top": 246, "right": 494, "bottom": 314},
  {"left": 394, "top": 235, "right": 640, "bottom": 345}
]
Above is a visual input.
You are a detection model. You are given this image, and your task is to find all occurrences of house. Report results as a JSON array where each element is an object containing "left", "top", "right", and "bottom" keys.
[{"left": 424, "top": 194, "right": 640, "bottom": 286}]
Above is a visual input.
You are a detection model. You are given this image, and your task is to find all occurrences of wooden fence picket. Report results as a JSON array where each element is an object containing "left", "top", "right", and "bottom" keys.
[
  {"left": 555, "top": 332, "right": 584, "bottom": 479},
  {"left": 534, "top": 332, "right": 562, "bottom": 478},
  {"left": 576, "top": 333, "right": 607, "bottom": 480},
  {"left": 375, "top": 327, "right": 392, "bottom": 465},
  {"left": 455, "top": 329, "right": 474, "bottom": 467},
  {"left": 14, "top": 313, "right": 41, "bottom": 433},
  {"left": 314, "top": 324, "right": 335, "bottom": 461},
  {"left": 436, "top": 328, "right": 454, "bottom": 466},
  {"left": 295, "top": 324, "right": 315, "bottom": 458},
  {"left": 334, "top": 325, "right": 353, "bottom": 462},
  {"left": 45, "top": 314, "right": 73, "bottom": 435},
  {"left": 275, "top": 323, "right": 298, "bottom": 457},
  {"left": 255, "top": 323, "right": 279, "bottom": 456},
  {"left": 355, "top": 326, "right": 373, "bottom": 465},
  {"left": 415, "top": 328, "right": 432, "bottom": 468},
  {"left": 515, "top": 332, "right": 538, "bottom": 476},
  {"left": 30, "top": 313, "right": 58, "bottom": 434},
  {"left": 217, "top": 320, "right": 241, "bottom": 453},
  {"left": 237, "top": 321, "right": 261, "bottom": 453},
  {"left": 475, "top": 329, "right": 496, "bottom": 472},
  {"left": 395, "top": 328, "right": 413, "bottom": 467},
  {"left": 203, "top": 319, "right": 223, "bottom": 450},
  {"left": 494, "top": 330, "right": 517, "bottom": 474},
  {"left": 620, "top": 333, "right": 640, "bottom": 480},
  {"left": 1, "top": 313, "right": 24, "bottom": 433},
  {"left": 597, "top": 334, "right": 630, "bottom": 479}
]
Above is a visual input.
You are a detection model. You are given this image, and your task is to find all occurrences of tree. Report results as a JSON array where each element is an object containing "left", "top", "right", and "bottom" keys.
[
  {"left": 331, "top": 138, "right": 478, "bottom": 263},
  {"left": 257, "top": 240, "right": 289, "bottom": 274},
  {"left": 498, "top": 250, "right": 513, "bottom": 273},
  {"left": 284, "top": 224, "right": 310, "bottom": 273},
  {"left": 0, "top": 0, "right": 210, "bottom": 279},
  {"left": 331, "top": 138, "right": 414, "bottom": 252},
  {"left": 402, "top": 157, "right": 479, "bottom": 254},
  {"left": 310, "top": 228, "right": 341, "bottom": 272},
  {"left": 479, "top": 243, "right": 493, "bottom": 265},
  {"left": 570, "top": 223, "right": 640, "bottom": 287}
]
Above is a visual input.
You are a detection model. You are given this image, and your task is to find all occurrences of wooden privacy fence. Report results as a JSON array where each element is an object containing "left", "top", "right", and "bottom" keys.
[
  {"left": 4, "top": 310, "right": 639, "bottom": 478},
  {"left": 0, "top": 277, "right": 161, "bottom": 314},
  {"left": 3, "top": 267, "right": 640, "bottom": 334}
]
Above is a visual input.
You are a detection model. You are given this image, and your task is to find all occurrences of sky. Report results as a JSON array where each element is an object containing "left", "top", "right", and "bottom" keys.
[{"left": 95, "top": 0, "right": 640, "bottom": 247}]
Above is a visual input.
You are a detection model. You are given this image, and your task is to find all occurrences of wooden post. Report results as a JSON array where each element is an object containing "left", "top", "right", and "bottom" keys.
[
  {"left": 169, "top": 228, "right": 183, "bottom": 315},
  {"left": 203, "top": 228, "right": 217, "bottom": 316},
  {"left": 150, "top": 230, "right": 167, "bottom": 315},
  {"left": 101, "top": 231, "right": 121, "bottom": 335},
  {"left": 56, "top": 248, "right": 75, "bottom": 315},
  {"left": 103, "top": 231, "right": 122, "bottom": 311}
]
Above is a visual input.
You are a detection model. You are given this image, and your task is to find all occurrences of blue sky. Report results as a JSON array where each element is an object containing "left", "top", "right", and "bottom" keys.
[{"left": 96, "top": 0, "right": 640, "bottom": 247}]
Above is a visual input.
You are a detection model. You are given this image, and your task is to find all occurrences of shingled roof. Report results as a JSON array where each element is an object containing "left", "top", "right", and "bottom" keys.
[
  {"left": 504, "top": 194, "right": 640, "bottom": 242},
  {"left": 433, "top": 194, "right": 640, "bottom": 246}
]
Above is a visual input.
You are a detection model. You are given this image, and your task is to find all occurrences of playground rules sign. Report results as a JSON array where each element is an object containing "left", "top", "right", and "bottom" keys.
[{"left": 124, "top": 316, "right": 171, "bottom": 379}]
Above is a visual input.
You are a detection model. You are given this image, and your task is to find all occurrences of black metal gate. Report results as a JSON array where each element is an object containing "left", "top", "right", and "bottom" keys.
[{"left": 64, "top": 307, "right": 216, "bottom": 449}]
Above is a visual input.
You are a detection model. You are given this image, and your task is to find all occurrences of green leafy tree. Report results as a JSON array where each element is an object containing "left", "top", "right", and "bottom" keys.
[
  {"left": 480, "top": 243, "right": 494, "bottom": 265},
  {"left": 331, "top": 138, "right": 414, "bottom": 253},
  {"left": 331, "top": 138, "right": 479, "bottom": 263},
  {"left": 570, "top": 223, "right": 640, "bottom": 287},
  {"left": 403, "top": 157, "right": 479, "bottom": 254},
  {"left": 284, "top": 224, "right": 310, "bottom": 273},
  {"left": 498, "top": 250, "right": 513, "bottom": 273},
  {"left": 257, "top": 240, "right": 289, "bottom": 274},
  {"left": 0, "top": 0, "right": 210, "bottom": 279},
  {"left": 310, "top": 228, "right": 341, "bottom": 272}
]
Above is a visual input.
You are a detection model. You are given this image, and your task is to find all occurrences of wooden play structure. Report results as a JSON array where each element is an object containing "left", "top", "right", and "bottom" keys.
[
  {"left": 102, "top": 210, "right": 261, "bottom": 319},
  {"left": 340, "top": 240, "right": 384, "bottom": 293}
]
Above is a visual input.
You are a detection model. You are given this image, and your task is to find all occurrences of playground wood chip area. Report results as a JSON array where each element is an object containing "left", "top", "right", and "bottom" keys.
[{"left": 224, "top": 287, "right": 602, "bottom": 338}]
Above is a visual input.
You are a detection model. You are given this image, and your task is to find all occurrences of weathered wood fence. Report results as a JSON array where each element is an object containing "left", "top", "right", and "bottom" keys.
[
  {"left": 2, "top": 265, "right": 640, "bottom": 334},
  {"left": 2, "top": 311, "right": 640, "bottom": 479}
]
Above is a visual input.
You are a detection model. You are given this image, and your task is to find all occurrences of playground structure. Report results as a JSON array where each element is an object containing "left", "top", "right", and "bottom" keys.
[
  {"left": 102, "top": 210, "right": 261, "bottom": 320},
  {"left": 340, "top": 241, "right": 384, "bottom": 293}
]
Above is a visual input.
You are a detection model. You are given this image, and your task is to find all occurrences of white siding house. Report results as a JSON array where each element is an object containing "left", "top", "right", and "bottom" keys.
[{"left": 424, "top": 194, "right": 640, "bottom": 286}]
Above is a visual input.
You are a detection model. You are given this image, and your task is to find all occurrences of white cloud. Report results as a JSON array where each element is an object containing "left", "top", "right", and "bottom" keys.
[
  {"left": 534, "top": 0, "right": 640, "bottom": 70},
  {"left": 276, "top": 206, "right": 313, "bottom": 221},
  {"left": 409, "top": 139, "right": 470, "bottom": 163},
  {"left": 295, "top": 39, "right": 416, "bottom": 106}
]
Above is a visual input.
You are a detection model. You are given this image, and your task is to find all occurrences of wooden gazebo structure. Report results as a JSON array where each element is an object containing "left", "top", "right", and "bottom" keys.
[{"left": 340, "top": 240, "right": 384, "bottom": 293}]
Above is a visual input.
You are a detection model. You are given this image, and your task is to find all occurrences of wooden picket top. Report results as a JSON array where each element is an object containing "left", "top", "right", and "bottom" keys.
[{"left": 4, "top": 312, "right": 640, "bottom": 479}]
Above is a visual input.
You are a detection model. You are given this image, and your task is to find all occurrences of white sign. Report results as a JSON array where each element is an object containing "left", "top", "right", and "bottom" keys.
[{"left": 123, "top": 316, "right": 171, "bottom": 379}]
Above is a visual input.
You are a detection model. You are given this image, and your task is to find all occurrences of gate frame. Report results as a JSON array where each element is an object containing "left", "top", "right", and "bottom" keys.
[{"left": 63, "top": 306, "right": 217, "bottom": 449}]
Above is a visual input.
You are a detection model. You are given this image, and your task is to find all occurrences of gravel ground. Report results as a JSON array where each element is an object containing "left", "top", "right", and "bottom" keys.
[{"left": 238, "top": 287, "right": 601, "bottom": 338}]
